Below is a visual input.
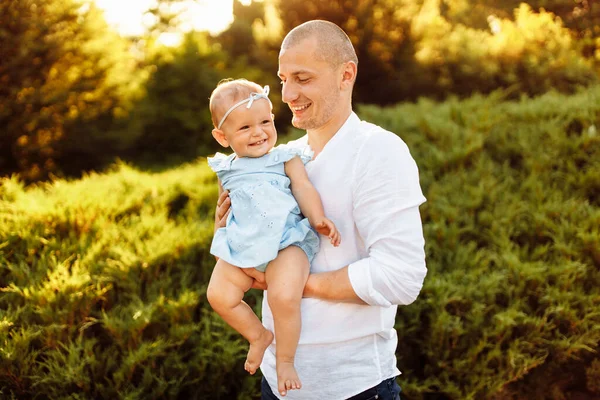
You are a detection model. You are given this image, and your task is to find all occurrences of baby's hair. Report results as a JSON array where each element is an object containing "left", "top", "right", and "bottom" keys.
[{"left": 209, "top": 78, "right": 266, "bottom": 128}]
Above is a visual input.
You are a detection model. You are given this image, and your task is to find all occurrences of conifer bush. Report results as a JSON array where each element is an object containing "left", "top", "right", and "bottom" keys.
[
  {"left": 1, "top": 86, "right": 599, "bottom": 399},
  {"left": 358, "top": 85, "right": 600, "bottom": 399},
  {"left": 0, "top": 163, "right": 261, "bottom": 399}
]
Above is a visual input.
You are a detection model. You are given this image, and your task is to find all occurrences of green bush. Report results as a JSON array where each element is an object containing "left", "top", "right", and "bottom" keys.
[
  {"left": 358, "top": 85, "right": 600, "bottom": 398},
  {"left": 1, "top": 86, "right": 599, "bottom": 398},
  {"left": 0, "top": 162, "right": 261, "bottom": 399}
]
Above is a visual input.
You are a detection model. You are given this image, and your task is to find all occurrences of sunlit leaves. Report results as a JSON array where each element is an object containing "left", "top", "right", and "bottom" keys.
[{"left": 0, "top": 0, "right": 142, "bottom": 181}]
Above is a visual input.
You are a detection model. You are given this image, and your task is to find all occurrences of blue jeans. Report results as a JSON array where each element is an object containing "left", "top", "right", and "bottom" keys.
[{"left": 261, "top": 376, "right": 402, "bottom": 400}]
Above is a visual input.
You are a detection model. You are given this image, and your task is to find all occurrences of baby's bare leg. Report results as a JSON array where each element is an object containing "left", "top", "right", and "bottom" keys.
[
  {"left": 207, "top": 259, "right": 273, "bottom": 374},
  {"left": 265, "top": 246, "right": 310, "bottom": 397}
]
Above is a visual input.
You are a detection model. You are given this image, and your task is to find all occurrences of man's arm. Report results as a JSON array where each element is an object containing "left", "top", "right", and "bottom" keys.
[
  {"left": 214, "top": 181, "right": 230, "bottom": 234},
  {"left": 303, "top": 266, "right": 366, "bottom": 304},
  {"left": 304, "top": 131, "right": 427, "bottom": 307}
]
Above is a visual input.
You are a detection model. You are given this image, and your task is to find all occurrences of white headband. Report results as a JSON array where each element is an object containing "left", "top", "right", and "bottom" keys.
[{"left": 217, "top": 85, "right": 271, "bottom": 129}]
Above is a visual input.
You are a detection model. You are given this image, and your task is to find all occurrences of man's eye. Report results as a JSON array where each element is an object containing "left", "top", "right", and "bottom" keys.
[{"left": 298, "top": 77, "right": 309, "bottom": 83}]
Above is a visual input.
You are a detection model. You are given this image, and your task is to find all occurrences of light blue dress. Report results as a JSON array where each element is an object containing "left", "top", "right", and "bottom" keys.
[{"left": 207, "top": 145, "right": 320, "bottom": 272}]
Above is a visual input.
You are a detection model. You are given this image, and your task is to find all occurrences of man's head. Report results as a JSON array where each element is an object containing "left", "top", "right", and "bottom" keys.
[{"left": 278, "top": 20, "right": 358, "bottom": 132}]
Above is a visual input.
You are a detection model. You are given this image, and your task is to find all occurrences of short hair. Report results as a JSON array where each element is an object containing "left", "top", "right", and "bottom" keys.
[
  {"left": 209, "top": 79, "right": 265, "bottom": 128},
  {"left": 281, "top": 20, "right": 358, "bottom": 66}
]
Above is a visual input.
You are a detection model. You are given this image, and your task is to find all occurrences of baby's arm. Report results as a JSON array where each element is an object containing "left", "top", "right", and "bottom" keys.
[{"left": 284, "top": 157, "right": 341, "bottom": 246}]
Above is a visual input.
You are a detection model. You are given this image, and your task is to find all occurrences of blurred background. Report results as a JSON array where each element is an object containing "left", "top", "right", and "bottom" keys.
[
  {"left": 1, "top": 2, "right": 600, "bottom": 399},
  {"left": 1, "top": 0, "right": 599, "bottom": 182}
]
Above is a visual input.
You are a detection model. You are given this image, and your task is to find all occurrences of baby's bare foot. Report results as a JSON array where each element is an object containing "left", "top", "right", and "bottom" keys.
[
  {"left": 277, "top": 361, "right": 301, "bottom": 397},
  {"left": 244, "top": 329, "right": 274, "bottom": 375}
]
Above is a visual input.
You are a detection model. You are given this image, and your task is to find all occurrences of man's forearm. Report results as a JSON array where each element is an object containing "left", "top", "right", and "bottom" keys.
[{"left": 303, "top": 266, "right": 366, "bottom": 305}]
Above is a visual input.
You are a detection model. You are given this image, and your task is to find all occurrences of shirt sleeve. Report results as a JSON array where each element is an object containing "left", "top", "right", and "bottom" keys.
[{"left": 347, "top": 130, "right": 427, "bottom": 307}]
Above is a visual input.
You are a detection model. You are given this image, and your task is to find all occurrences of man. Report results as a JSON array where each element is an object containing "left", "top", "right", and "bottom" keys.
[{"left": 214, "top": 20, "right": 427, "bottom": 400}]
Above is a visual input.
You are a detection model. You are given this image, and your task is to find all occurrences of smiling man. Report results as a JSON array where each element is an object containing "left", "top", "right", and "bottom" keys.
[{"left": 215, "top": 20, "right": 428, "bottom": 400}]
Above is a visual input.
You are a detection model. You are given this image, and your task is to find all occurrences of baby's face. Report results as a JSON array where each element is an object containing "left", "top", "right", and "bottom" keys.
[{"left": 219, "top": 98, "right": 277, "bottom": 158}]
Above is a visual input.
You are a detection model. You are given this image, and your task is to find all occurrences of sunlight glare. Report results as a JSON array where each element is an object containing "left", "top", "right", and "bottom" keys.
[
  {"left": 158, "top": 32, "right": 183, "bottom": 47},
  {"left": 93, "top": 0, "right": 237, "bottom": 39}
]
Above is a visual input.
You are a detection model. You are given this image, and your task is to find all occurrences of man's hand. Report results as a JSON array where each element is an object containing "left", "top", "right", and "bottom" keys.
[
  {"left": 313, "top": 218, "right": 341, "bottom": 246},
  {"left": 242, "top": 268, "right": 267, "bottom": 291},
  {"left": 214, "top": 190, "right": 231, "bottom": 232}
]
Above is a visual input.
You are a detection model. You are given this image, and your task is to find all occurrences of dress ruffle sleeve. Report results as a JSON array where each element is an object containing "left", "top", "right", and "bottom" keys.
[
  {"left": 265, "top": 144, "right": 314, "bottom": 167},
  {"left": 207, "top": 152, "right": 236, "bottom": 173}
]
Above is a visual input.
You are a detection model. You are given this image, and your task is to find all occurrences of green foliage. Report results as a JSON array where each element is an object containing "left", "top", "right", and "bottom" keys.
[
  {"left": 441, "top": 0, "right": 600, "bottom": 62},
  {"left": 358, "top": 85, "right": 600, "bottom": 398},
  {"left": 1, "top": 85, "right": 599, "bottom": 398},
  {"left": 126, "top": 19, "right": 286, "bottom": 168},
  {"left": 276, "top": 0, "right": 424, "bottom": 105},
  {"left": 126, "top": 33, "right": 232, "bottom": 165},
  {"left": 0, "top": 0, "right": 142, "bottom": 181},
  {"left": 214, "top": 0, "right": 290, "bottom": 137},
  {"left": 275, "top": 0, "right": 598, "bottom": 103},
  {"left": 413, "top": 3, "right": 597, "bottom": 96},
  {"left": 0, "top": 161, "right": 262, "bottom": 399}
]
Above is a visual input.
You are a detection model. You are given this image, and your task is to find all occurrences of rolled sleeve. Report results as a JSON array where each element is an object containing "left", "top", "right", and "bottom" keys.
[{"left": 348, "top": 130, "right": 427, "bottom": 307}]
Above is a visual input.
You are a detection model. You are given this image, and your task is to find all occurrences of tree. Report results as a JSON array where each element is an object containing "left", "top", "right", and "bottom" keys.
[
  {"left": 276, "top": 0, "right": 427, "bottom": 104},
  {"left": 0, "top": 0, "right": 140, "bottom": 181},
  {"left": 275, "top": 0, "right": 597, "bottom": 102},
  {"left": 442, "top": 0, "right": 600, "bottom": 61},
  {"left": 215, "top": 0, "right": 288, "bottom": 130}
]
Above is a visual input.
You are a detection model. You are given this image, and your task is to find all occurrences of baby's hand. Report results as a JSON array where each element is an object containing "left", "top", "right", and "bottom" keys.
[{"left": 314, "top": 218, "right": 341, "bottom": 247}]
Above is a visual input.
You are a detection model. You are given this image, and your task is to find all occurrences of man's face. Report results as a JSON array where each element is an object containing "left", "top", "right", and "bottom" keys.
[{"left": 278, "top": 37, "right": 342, "bottom": 130}]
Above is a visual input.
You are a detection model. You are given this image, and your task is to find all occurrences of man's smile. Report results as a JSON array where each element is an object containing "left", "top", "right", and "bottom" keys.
[{"left": 291, "top": 103, "right": 311, "bottom": 112}]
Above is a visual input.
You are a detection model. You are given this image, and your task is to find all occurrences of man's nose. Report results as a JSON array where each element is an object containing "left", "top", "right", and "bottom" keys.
[{"left": 281, "top": 81, "right": 298, "bottom": 104}]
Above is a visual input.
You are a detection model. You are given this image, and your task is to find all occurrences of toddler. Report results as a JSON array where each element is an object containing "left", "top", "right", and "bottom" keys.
[{"left": 205, "top": 79, "right": 340, "bottom": 397}]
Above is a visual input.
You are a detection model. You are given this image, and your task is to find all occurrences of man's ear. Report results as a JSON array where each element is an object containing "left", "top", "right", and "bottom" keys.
[
  {"left": 212, "top": 128, "right": 229, "bottom": 148},
  {"left": 340, "top": 61, "right": 357, "bottom": 90}
]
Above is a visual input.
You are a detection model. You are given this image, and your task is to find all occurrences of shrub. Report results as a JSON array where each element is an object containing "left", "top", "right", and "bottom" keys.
[
  {"left": 0, "top": 162, "right": 261, "bottom": 399},
  {"left": 358, "top": 85, "right": 600, "bottom": 399},
  {"left": 1, "top": 85, "right": 599, "bottom": 398}
]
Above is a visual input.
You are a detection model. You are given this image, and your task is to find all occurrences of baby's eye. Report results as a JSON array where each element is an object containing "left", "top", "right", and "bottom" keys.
[
  {"left": 262, "top": 119, "right": 270, "bottom": 124},
  {"left": 239, "top": 125, "right": 250, "bottom": 130}
]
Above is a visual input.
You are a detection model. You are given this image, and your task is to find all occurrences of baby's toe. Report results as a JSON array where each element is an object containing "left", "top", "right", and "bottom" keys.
[{"left": 278, "top": 382, "right": 287, "bottom": 396}]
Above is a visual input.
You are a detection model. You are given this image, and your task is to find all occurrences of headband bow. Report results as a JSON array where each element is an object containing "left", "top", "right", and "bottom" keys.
[{"left": 217, "top": 85, "right": 271, "bottom": 129}]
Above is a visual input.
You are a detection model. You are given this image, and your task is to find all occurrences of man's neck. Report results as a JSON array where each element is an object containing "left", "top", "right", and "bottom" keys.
[{"left": 307, "top": 107, "right": 352, "bottom": 157}]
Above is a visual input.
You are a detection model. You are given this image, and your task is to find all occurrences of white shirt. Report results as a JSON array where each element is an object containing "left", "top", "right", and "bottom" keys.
[{"left": 261, "top": 112, "right": 427, "bottom": 399}]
